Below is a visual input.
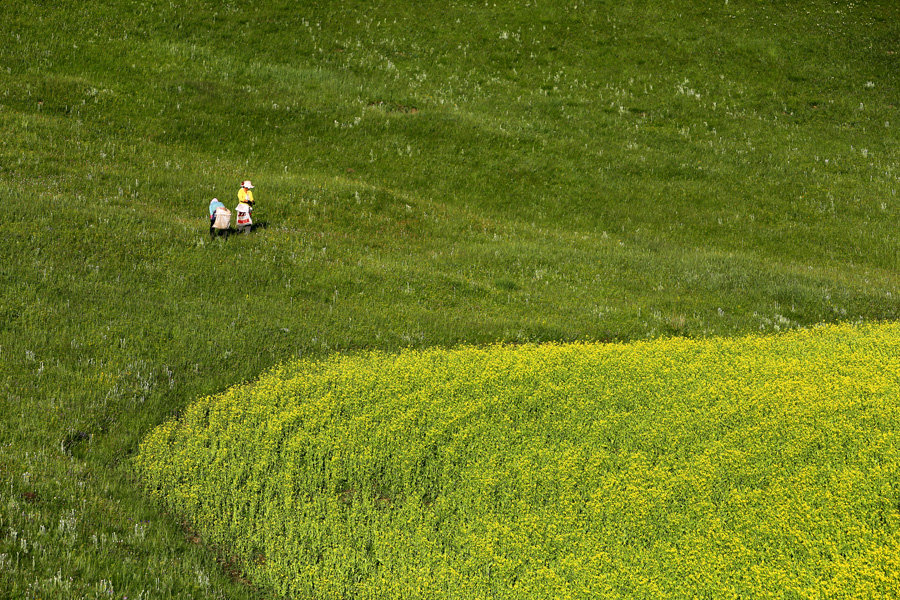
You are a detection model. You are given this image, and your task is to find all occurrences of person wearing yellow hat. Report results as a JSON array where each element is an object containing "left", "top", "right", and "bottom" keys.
[{"left": 238, "top": 180, "right": 255, "bottom": 211}]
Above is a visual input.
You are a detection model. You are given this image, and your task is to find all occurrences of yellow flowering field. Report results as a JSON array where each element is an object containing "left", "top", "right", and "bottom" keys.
[{"left": 135, "top": 323, "right": 900, "bottom": 599}]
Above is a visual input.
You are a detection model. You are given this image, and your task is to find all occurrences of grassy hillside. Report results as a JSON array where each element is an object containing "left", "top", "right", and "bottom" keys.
[
  {"left": 0, "top": 0, "right": 897, "bottom": 597},
  {"left": 137, "top": 323, "right": 900, "bottom": 599}
]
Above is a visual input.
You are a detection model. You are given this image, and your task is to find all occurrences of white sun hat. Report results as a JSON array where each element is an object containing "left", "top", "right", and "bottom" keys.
[{"left": 242, "top": 180, "right": 254, "bottom": 189}]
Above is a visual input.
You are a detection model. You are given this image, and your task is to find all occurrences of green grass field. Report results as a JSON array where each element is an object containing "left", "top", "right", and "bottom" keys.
[{"left": 1, "top": 0, "right": 898, "bottom": 597}]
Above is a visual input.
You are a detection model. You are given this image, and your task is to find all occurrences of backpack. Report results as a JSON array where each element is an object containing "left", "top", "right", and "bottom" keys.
[{"left": 213, "top": 207, "right": 231, "bottom": 229}]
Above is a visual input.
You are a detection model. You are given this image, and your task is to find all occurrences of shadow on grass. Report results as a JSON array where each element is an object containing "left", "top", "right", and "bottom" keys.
[{"left": 208, "top": 221, "right": 269, "bottom": 240}]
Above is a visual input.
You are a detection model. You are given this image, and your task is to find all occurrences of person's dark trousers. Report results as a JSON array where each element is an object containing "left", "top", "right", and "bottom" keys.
[{"left": 209, "top": 218, "right": 216, "bottom": 237}]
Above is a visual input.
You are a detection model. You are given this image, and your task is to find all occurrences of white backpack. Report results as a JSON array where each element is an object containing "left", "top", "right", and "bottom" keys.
[{"left": 213, "top": 207, "right": 231, "bottom": 229}]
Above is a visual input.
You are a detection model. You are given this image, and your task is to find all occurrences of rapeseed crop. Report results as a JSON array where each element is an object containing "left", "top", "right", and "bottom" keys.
[{"left": 137, "top": 322, "right": 900, "bottom": 599}]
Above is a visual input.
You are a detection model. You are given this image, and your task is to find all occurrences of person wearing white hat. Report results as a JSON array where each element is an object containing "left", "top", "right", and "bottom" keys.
[{"left": 238, "top": 180, "right": 255, "bottom": 212}]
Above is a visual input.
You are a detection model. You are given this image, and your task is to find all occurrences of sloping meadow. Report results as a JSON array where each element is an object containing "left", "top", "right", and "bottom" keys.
[{"left": 136, "top": 323, "right": 900, "bottom": 599}]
